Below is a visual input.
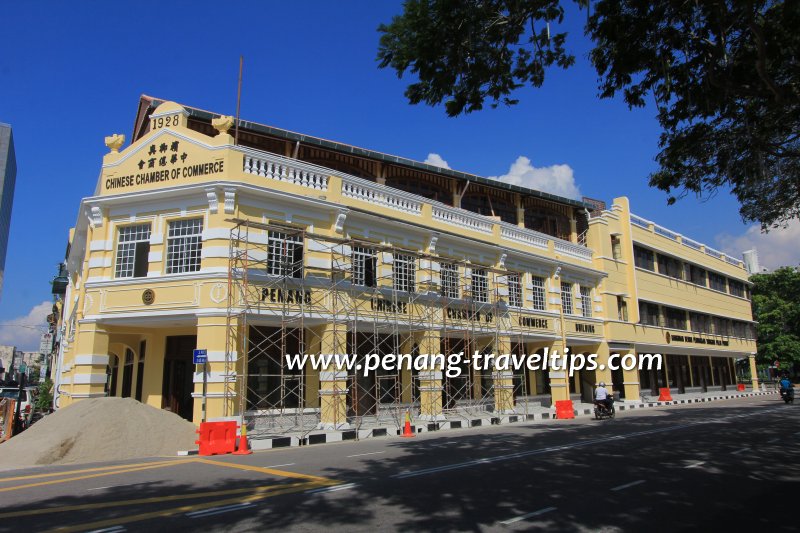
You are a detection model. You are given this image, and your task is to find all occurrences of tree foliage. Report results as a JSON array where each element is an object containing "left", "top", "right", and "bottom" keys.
[
  {"left": 750, "top": 267, "right": 800, "bottom": 370},
  {"left": 377, "top": 0, "right": 800, "bottom": 227}
]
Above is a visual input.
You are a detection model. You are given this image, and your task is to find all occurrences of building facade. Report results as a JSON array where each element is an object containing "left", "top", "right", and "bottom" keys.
[
  {"left": 0, "top": 123, "right": 17, "bottom": 299},
  {"left": 53, "top": 98, "right": 758, "bottom": 434}
]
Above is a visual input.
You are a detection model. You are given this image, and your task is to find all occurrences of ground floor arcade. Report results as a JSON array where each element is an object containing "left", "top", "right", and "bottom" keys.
[{"left": 57, "top": 318, "right": 759, "bottom": 434}]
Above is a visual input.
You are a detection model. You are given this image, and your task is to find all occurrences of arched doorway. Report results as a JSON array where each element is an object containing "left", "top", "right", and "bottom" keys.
[
  {"left": 121, "top": 348, "right": 134, "bottom": 398},
  {"left": 106, "top": 353, "right": 119, "bottom": 396}
]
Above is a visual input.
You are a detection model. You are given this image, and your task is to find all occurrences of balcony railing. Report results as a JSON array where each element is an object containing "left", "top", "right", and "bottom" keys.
[
  {"left": 631, "top": 212, "right": 744, "bottom": 269},
  {"left": 243, "top": 151, "right": 328, "bottom": 191},
  {"left": 237, "top": 147, "right": 594, "bottom": 263},
  {"left": 341, "top": 177, "right": 422, "bottom": 215}
]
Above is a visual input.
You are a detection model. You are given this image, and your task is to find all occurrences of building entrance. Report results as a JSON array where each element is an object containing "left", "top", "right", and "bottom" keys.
[{"left": 162, "top": 335, "right": 196, "bottom": 420}]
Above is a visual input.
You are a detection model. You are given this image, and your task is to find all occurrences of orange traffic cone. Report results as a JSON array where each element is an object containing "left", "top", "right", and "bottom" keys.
[
  {"left": 234, "top": 424, "right": 253, "bottom": 455},
  {"left": 401, "top": 409, "right": 415, "bottom": 438}
]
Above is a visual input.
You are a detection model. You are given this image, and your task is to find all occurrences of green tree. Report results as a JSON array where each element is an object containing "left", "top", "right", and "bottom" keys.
[
  {"left": 378, "top": 1, "right": 800, "bottom": 228},
  {"left": 35, "top": 378, "right": 54, "bottom": 411},
  {"left": 750, "top": 267, "right": 800, "bottom": 372}
]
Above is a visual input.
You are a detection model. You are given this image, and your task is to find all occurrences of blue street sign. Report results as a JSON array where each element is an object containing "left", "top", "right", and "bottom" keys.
[{"left": 193, "top": 349, "right": 208, "bottom": 365}]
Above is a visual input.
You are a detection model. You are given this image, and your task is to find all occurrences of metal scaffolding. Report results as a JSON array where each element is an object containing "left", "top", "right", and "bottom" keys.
[{"left": 224, "top": 218, "right": 543, "bottom": 440}]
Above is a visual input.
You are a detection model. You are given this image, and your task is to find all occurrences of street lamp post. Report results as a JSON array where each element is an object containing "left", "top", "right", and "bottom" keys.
[{"left": 554, "top": 262, "right": 571, "bottom": 401}]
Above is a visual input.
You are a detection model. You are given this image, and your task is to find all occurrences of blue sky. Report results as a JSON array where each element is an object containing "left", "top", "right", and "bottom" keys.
[{"left": 0, "top": 1, "right": 796, "bottom": 350}]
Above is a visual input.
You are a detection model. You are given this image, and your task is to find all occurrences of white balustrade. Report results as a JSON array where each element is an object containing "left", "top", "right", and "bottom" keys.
[{"left": 243, "top": 153, "right": 328, "bottom": 191}]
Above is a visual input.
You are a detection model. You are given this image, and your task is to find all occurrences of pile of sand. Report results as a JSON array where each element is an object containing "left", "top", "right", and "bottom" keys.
[{"left": 0, "top": 397, "right": 198, "bottom": 470}]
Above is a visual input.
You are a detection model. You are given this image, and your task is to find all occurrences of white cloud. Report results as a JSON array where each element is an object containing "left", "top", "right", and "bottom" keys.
[
  {"left": 424, "top": 153, "right": 451, "bottom": 169},
  {"left": 0, "top": 301, "right": 51, "bottom": 351},
  {"left": 489, "top": 156, "right": 581, "bottom": 200},
  {"left": 716, "top": 219, "right": 800, "bottom": 271}
]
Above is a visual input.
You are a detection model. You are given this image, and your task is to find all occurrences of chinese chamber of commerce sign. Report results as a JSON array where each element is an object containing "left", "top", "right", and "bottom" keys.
[{"left": 105, "top": 140, "right": 224, "bottom": 191}]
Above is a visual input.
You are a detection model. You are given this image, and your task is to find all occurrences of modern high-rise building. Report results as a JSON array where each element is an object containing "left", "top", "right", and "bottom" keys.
[{"left": 0, "top": 123, "right": 17, "bottom": 299}]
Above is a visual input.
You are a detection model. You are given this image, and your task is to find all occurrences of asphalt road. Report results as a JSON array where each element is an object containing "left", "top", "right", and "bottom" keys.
[{"left": 0, "top": 395, "right": 796, "bottom": 532}]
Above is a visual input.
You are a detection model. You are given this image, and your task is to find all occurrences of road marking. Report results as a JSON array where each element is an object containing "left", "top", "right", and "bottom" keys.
[
  {"left": 264, "top": 463, "right": 295, "bottom": 468},
  {"left": 86, "top": 527, "right": 125, "bottom": 533},
  {"left": 0, "top": 460, "right": 187, "bottom": 493},
  {"left": 347, "top": 451, "right": 385, "bottom": 458},
  {"left": 0, "top": 482, "right": 309, "bottom": 519},
  {"left": 186, "top": 502, "right": 254, "bottom": 518},
  {"left": 392, "top": 424, "right": 694, "bottom": 479},
  {"left": 306, "top": 483, "right": 358, "bottom": 494},
  {"left": 195, "top": 458, "right": 337, "bottom": 485},
  {"left": 43, "top": 482, "right": 324, "bottom": 533},
  {"left": 731, "top": 448, "right": 750, "bottom": 455},
  {"left": 0, "top": 459, "right": 187, "bottom": 483},
  {"left": 392, "top": 407, "right": 785, "bottom": 480},
  {"left": 611, "top": 480, "right": 645, "bottom": 492},
  {"left": 685, "top": 461, "right": 706, "bottom": 469},
  {"left": 499, "top": 506, "right": 557, "bottom": 525}
]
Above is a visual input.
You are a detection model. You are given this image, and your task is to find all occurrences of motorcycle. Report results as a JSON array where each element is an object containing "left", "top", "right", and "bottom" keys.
[
  {"left": 780, "top": 387, "right": 794, "bottom": 404},
  {"left": 594, "top": 396, "right": 615, "bottom": 420}
]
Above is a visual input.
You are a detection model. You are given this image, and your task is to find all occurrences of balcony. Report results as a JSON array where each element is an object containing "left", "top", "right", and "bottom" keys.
[{"left": 240, "top": 148, "right": 594, "bottom": 263}]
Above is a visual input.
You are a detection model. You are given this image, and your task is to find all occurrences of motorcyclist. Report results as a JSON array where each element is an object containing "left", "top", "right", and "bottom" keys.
[
  {"left": 779, "top": 375, "right": 794, "bottom": 399},
  {"left": 595, "top": 381, "right": 612, "bottom": 411}
]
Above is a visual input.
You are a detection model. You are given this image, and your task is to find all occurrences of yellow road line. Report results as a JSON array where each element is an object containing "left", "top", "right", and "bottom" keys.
[
  {"left": 0, "top": 460, "right": 187, "bottom": 493},
  {"left": 47, "top": 482, "right": 325, "bottom": 533},
  {"left": 0, "top": 481, "right": 310, "bottom": 519},
  {"left": 0, "top": 459, "right": 189, "bottom": 483},
  {"left": 195, "top": 457, "right": 339, "bottom": 485}
]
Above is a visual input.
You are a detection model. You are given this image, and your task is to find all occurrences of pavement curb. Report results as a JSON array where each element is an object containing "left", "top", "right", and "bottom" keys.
[{"left": 181, "top": 390, "right": 777, "bottom": 453}]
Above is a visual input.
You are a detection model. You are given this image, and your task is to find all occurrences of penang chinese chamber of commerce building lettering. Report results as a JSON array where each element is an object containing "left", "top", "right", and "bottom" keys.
[{"left": 104, "top": 140, "right": 224, "bottom": 190}]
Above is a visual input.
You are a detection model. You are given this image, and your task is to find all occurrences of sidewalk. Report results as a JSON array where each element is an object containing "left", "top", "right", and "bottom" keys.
[{"left": 240, "top": 387, "right": 776, "bottom": 451}]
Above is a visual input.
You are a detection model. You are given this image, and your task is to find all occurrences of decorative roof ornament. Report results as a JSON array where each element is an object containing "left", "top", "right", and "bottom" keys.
[
  {"left": 212, "top": 115, "right": 235, "bottom": 135},
  {"left": 104, "top": 134, "right": 125, "bottom": 153}
]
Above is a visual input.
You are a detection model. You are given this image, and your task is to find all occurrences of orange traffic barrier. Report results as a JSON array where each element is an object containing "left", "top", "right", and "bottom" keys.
[
  {"left": 555, "top": 400, "right": 575, "bottom": 419},
  {"left": 195, "top": 421, "right": 238, "bottom": 456},
  {"left": 233, "top": 424, "right": 253, "bottom": 455},
  {"left": 658, "top": 388, "right": 673, "bottom": 401},
  {"left": 400, "top": 410, "right": 415, "bottom": 438},
  {"left": 737, "top": 383, "right": 746, "bottom": 392}
]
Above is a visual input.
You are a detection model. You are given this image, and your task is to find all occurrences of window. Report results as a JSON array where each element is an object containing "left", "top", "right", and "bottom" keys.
[
  {"left": 657, "top": 253, "right": 683, "bottom": 279},
  {"left": 709, "top": 272, "right": 727, "bottom": 292},
  {"left": 530, "top": 276, "right": 546, "bottom": 311},
  {"left": 352, "top": 247, "right": 376, "bottom": 287},
  {"left": 729, "top": 279, "right": 745, "bottom": 298},
  {"left": 616, "top": 296, "right": 628, "bottom": 321},
  {"left": 610, "top": 236, "right": 622, "bottom": 260},
  {"left": 665, "top": 306, "right": 686, "bottom": 330},
  {"left": 508, "top": 273, "right": 523, "bottom": 308},
  {"left": 712, "top": 316, "right": 730, "bottom": 336},
  {"left": 560, "top": 282, "right": 574, "bottom": 315},
  {"left": 634, "top": 245, "right": 655, "bottom": 271},
  {"left": 639, "top": 301, "right": 660, "bottom": 326},
  {"left": 579, "top": 286, "right": 592, "bottom": 318},
  {"left": 268, "top": 231, "right": 304, "bottom": 278},
  {"left": 393, "top": 253, "right": 416, "bottom": 292},
  {"left": 440, "top": 262, "right": 460, "bottom": 299},
  {"left": 115, "top": 224, "right": 151, "bottom": 278},
  {"left": 690, "top": 312, "right": 711, "bottom": 333},
  {"left": 166, "top": 218, "right": 203, "bottom": 274},
  {"left": 471, "top": 268, "right": 488, "bottom": 303},
  {"left": 686, "top": 264, "right": 707, "bottom": 286}
]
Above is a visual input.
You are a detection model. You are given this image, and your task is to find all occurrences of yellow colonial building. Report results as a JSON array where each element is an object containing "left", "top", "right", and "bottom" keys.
[{"left": 53, "top": 96, "right": 758, "bottom": 436}]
